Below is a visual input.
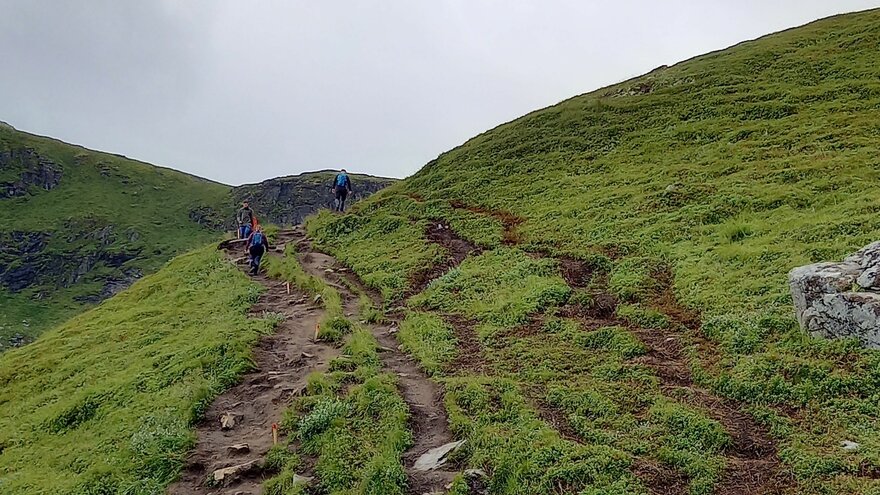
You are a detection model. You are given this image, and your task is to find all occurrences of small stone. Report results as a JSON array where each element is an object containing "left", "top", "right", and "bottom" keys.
[
  {"left": 292, "top": 474, "right": 313, "bottom": 485},
  {"left": 220, "top": 412, "right": 238, "bottom": 430},
  {"left": 841, "top": 440, "right": 860, "bottom": 451},
  {"left": 413, "top": 440, "right": 466, "bottom": 471},
  {"left": 388, "top": 326, "right": 399, "bottom": 334},
  {"left": 210, "top": 459, "right": 260, "bottom": 485},
  {"left": 227, "top": 443, "right": 250, "bottom": 455},
  {"left": 302, "top": 352, "right": 314, "bottom": 358},
  {"left": 464, "top": 468, "right": 487, "bottom": 479}
]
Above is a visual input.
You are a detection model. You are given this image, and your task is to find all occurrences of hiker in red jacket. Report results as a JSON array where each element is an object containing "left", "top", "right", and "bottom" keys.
[{"left": 245, "top": 226, "right": 270, "bottom": 275}]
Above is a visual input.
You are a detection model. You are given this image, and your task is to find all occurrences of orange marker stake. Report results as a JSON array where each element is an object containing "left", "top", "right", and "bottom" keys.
[
  {"left": 272, "top": 423, "right": 279, "bottom": 445},
  {"left": 314, "top": 324, "right": 320, "bottom": 341}
]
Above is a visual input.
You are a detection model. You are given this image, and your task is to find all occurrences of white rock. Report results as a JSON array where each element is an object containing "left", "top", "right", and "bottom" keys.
[
  {"left": 227, "top": 443, "right": 250, "bottom": 455},
  {"left": 844, "top": 241, "right": 880, "bottom": 268},
  {"left": 211, "top": 460, "right": 260, "bottom": 485},
  {"left": 789, "top": 257, "right": 880, "bottom": 348},
  {"left": 220, "top": 412, "right": 239, "bottom": 430},
  {"left": 841, "top": 440, "right": 860, "bottom": 451},
  {"left": 413, "top": 440, "right": 466, "bottom": 471}
]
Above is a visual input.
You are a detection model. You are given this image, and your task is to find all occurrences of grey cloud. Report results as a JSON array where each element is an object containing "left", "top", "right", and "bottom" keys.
[{"left": 1, "top": 0, "right": 878, "bottom": 185}]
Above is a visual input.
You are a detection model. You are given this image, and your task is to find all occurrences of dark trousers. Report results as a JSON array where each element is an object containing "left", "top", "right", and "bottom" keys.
[
  {"left": 335, "top": 188, "right": 349, "bottom": 212},
  {"left": 249, "top": 245, "right": 265, "bottom": 274}
]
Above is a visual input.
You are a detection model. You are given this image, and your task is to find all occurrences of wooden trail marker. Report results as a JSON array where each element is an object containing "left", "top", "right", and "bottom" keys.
[{"left": 272, "top": 423, "right": 279, "bottom": 445}]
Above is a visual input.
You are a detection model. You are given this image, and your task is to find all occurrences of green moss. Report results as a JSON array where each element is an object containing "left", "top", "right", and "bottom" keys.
[{"left": 616, "top": 304, "right": 671, "bottom": 329}]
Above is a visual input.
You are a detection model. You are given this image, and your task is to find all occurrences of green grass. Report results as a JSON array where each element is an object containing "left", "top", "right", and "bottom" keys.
[
  {"left": 0, "top": 245, "right": 277, "bottom": 494},
  {"left": 409, "top": 248, "right": 570, "bottom": 339},
  {"left": 307, "top": 208, "right": 445, "bottom": 302},
  {"left": 265, "top": 245, "right": 352, "bottom": 342},
  {"left": 398, "top": 311, "right": 457, "bottom": 376},
  {"left": 0, "top": 125, "right": 232, "bottom": 345},
  {"left": 276, "top": 329, "right": 411, "bottom": 494},
  {"left": 305, "top": 10, "right": 880, "bottom": 492},
  {"left": 262, "top": 249, "right": 411, "bottom": 494}
]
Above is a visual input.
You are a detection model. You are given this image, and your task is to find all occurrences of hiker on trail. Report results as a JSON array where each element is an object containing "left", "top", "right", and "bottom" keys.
[
  {"left": 331, "top": 169, "right": 353, "bottom": 212},
  {"left": 237, "top": 201, "right": 255, "bottom": 239},
  {"left": 245, "top": 226, "right": 270, "bottom": 275}
]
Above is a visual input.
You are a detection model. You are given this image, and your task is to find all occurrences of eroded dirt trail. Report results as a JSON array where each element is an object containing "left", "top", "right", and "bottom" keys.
[
  {"left": 168, "top": 231, "right": 339, "bottom": 495},
  {"left": 441, "top": 201, "right": 793, "bottom": 495},
  {"left": 560, "top": 258, "right": 792, "bottom": 495},
  {"left": 296, "top": 238, "right": 462, "bottom": 494}
]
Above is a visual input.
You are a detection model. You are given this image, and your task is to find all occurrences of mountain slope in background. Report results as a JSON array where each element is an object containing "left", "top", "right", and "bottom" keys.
[
  {"left": 306, "top": 9, "right": 880, "bottom": 494},
  {"left": 0, "top": 124, "right": 393, "bottom": 347},
  {"left": 0, "top": 123, "right": 230, "bottom": 347},
  {"left": 233, "top": 171, "right": 395, "bottom": 226}
]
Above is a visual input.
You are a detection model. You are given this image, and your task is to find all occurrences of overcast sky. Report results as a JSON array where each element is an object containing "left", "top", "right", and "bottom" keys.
[{"left": 1, "top": 1, "right": 878, "bottom": 185}]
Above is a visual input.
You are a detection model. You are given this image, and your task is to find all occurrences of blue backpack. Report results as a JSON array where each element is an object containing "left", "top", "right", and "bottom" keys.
[
  {"left": 335, "top": 173, "right": 348, "bottom": 187},
  {"left": 251, "top": 232, "right": 263, "bottom": 246}
]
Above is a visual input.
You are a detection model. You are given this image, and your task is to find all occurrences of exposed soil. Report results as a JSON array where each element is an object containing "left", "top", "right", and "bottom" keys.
[
  {"left": 530, "top": 393, "right": 584, "bottom": 445},
  {"left": 633, "top": 460, "right": 690, "bottom": 495},
  {"left": 442, "top": 314, "right": 487, "bottom": 375},
  {"left": 599, "top": 269, "right": 791, "bottom": 495},
  {"left": 650, "top": 267, "right": 702, "bottom": 331},
  {"left": 559, "top": 257, "right": 595, "bottom": 288},
  {"left": 295, "top": 241, "right": 460, "bottom": 494},
  {"left": 409, "top": 220, "right": 482, "bottom": 296},
  {"left": 168, "top": 230, "right": 339, "bottom": 495},
  {"left": 448, "top": 200, "right": 524, "bottom": 245}
]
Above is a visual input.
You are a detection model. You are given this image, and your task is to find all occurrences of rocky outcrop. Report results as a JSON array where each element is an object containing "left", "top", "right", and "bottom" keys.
[
  {"left": 0, "top": 148, "right": 62, "bottom": 198},
  {"left": 231, "top": 171, "right": 394, "bottom": 226},
  {"left": 790, "top": 241, "right": 880, "bottom": 348},
  {"left": 0, "top": 227, "right": 142, "bottom": 296}
]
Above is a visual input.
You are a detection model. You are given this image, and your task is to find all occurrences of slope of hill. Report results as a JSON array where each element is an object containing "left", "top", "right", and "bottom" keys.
[
  {"left": 306, "top": 9, "right": 880, "bottom": 495},
  {"left": 0, "top": 245, "right": 274, "bottom": 494},
  {"left": 0, "top": 124, "right": 231, "bottom": 348},
  {"left": 0, "top": 124, "right": 393, "bottom": 348}
]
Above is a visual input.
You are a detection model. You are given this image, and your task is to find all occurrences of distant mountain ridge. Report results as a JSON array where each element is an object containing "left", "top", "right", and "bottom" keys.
[
  {"left": 0, "top": 122, "right": 393, "bottom": 347},
  {"left": 232, "top": 171, "right": 395, "bottom": 226}
]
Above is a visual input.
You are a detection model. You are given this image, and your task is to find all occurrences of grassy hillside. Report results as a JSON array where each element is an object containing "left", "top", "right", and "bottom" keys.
[
  {"left": 0, "top": 124, "right": 231, "bottom": 346},
  {"left": 0, "top": 245, "right": 275, "bottom": 494},
  {"left": 307, "top": 9, "right": 880, "bottom": 494},
  {"left": 0, "top": 124, "right": 393, "bottom": 349}
]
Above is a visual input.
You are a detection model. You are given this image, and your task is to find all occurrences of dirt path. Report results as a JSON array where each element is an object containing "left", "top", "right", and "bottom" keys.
[
  {"left": 557, "top": 257, "right": 793, "bottom": 495},
  {"left": 296, "top": 240, "right": 461, "bottom": 494},
  {"left": 168, "top": 231, "right": 339, "bottom": 495},
  {"left": 438, "top": 203, "right": 793, "bottom": 495}
]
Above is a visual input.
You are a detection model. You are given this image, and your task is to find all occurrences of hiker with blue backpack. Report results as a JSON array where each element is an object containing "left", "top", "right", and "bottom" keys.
[
  {"left": 331, "top": 169, "right": 353, "bottom": 212},
  {"left": 245, "top": 226, "right": 270, "bottom": 275}
]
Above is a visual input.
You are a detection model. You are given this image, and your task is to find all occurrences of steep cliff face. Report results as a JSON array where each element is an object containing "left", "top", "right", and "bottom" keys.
[{"left": 231, "top": 171, "right": 395, "bottom": 226}]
